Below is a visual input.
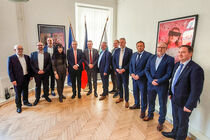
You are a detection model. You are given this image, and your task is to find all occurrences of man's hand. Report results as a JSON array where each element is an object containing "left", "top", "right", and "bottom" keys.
[
  {"left": 38, "top": 70, "right": 44, "bottom": 74},
  {"left": 89, "top": 64, "right": 94, "bottom": 69},
  {"left": 183, "top": 107, "right": 192, "bottom": 113},
  {"left": 131, "top": 73, "right": 135, "bottom": 79},
  {"left": 169, "top": 95, "right": 172, "bottom": 100},
  {"left": 73, "top": 65, "right": 78, "bottom": 70},
  {"left": 12, "top": 81, "right": 17, "bottom": 86},
  {"left": 55, "top": 74, "right": 59, "bottom": 80},
  {"left": 135, "top": 75, "right": 139, "bottom": 80},
  {"left": 116, "top": 69, "right": 120, "bottom": 74},
  {"left": 30, "top": 77, "right": 33, "bottom": 81},
  {"left": 152, "top": 79, "right": 158, "bottom": 86},
  {"left": 104, "top": 73, "right": 107, "bottom": 76},
  {"left": 121, "top": 69, "right": 125, "bottom": 73}
]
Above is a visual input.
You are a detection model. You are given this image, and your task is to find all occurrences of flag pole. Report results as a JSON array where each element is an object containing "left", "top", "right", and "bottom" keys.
[
  {"left": 98, "top": 17, "right": 109, "bottom": 50},
  {"left": 68, "top": 16, "right": 75, "bottom": 41}
]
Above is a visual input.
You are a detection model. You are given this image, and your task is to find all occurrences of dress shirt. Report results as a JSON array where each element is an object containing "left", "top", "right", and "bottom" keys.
[
  {"left": 98, "top": 50, "right": 105, "bottom": 68},
  {"left": 119, "top": 47, "right": 125, "bottom": 69},
  {"left": 38, "top": 51, "right": 44, "bottom": 70},
  {"left": 155, "top": 54, "right": 165, "bottom": 70},
  {"left": 16, "top": 54, "right": 28, "bottom": 75}
]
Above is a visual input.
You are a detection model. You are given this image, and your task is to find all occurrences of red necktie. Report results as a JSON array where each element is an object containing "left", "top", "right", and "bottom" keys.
[
  {"left": 74, "top": 50, "right": 77, "bottom": 64},
  {"left": 89, "top": 50, "right": 93, "bottom": 64}
]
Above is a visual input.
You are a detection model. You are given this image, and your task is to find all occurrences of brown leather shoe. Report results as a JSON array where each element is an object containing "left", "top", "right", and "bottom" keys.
[
  {"left": 157, "top": 123, "right": 163, "bottom": 131},
  {"left": 125, "top": 102, "right": 129, "bottom": 108},
  {"left": 116, "top": 98, "right": 123, "bottom": 103},
  {"left": 143, "top": 116, "right": 153, "bottom": 121},
  {"left": 129, "top": 104, "right": 140, "bottom": 109},
  {"left": 140, "top": 112, "right": 145, "bottom": 119},
  {"left": 99, "top": 96, "right": 106, "bottom": 101}
]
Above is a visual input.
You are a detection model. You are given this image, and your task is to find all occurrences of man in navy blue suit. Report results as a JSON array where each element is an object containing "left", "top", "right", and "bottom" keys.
[
  {"left": 113, "top": 38, "right": 133, "bottom": 108},
  {"left": 67, "top": 41, "right": 84, "bottom": 99},
  {"left": 43, "top": 38, "right": 58, "bottom": 96},
  {"left": 144, "top": 42, "right": 174, "bottom": 131},
  {"left": 98, "top": 42, "right": 111, "bottom": 101},
  {"left": 8, "top": 45, "right": 33, "bottom": 113},
  {"left": 129, "top": 41, "right": 152, "bottom": 117},
  {"left": 31, "top": 42, "right": 52, "bottom": 106},
  {"left": 162, "top": 45, "right": 204, "bottom": 140}
]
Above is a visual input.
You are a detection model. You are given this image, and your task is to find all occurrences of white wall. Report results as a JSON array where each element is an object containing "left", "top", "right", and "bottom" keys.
[
  {"left": 0, "top": 0, "right": 117, "bottom": 100},
  {"left": 117, "top": 0, "right": 210, "bottom": 139}
]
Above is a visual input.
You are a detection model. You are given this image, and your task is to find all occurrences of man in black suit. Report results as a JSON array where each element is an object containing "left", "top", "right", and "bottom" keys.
[
  {"left": 113, "top": 38, "right": 133, "bottom": 108},
  {"left": 83, "top": 40, "right": 99, "bottom": 97},
  {"left": 162, "top": 45, "right": 204, "bottom": 140},
  {"left": 98, "top": 42, "right": 111, "bottom": 101},
  {"left": 8, "top": 45, "right": 33, "bottom": 113},
  {"left": 67, "top": 41, "right": 84, "bottom": 99},
  {"left": 43, "top": 37, "right": 58, "bottom": 96},
  {"left": 30, "top": 42, "right": 52, "bottom": 106},
  {"left": 109, "top": 40, "right": 119, "bottom": 98}
]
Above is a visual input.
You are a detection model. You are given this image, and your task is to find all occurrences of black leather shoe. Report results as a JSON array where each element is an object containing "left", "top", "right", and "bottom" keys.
[
  {"left": 86, "top": 91, "right": 92, "bottom": 96},
  {"left": 78, "top": 94, "right": 81, "bottom": 99},
  {"left": 62, "top": 95, "right": 66, "bottom": 99},
  {"left": 41, "top": 94, "right": 45, "bottom": 98},
  {"left": 24, "top": 102, "right": 32, "bottom": 107},
  {"left": 108, "top": 89, "right": 116, "bottom": 94},
  {"left": 59, "top": 98, "right": 63, "bottom": 103},
  {"left": 162, "top": 131, "right": 176, "bottom": 138},
  {"left": 45, "top": 96, "right": 52, "bottom": 102},
  {"left": 71, "top": 94, "right": 76, "bottom": 99},
  {"left": 113, "top": 92, "right": 119, "bottom": 98},
  {"left": 33, "top": 99, "right": 39, "bottom": 106},
  {"left": 51, "top": 91, "right": 56, "bottom": 96},
  {"left": 17, "top": 107, "right": 22, "bottom": 113},
  {"left": 129, "top": 104, "right": 140, "bottom": 109},
  {"left": 94, "top": 92, "right": 98, "bottom": 98}
]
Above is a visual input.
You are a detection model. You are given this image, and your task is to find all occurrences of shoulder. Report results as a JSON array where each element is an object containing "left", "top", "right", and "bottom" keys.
[
  {"left": 190, "top": 61, "right": 204, "bottom": 72},
  {"left": 126, "top": 47, "right": 132, "bottom": 52}
]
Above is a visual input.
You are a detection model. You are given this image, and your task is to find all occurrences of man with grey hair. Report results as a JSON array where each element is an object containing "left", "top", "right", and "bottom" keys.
[{"left": 8, "top": 44, "right": 33, "bottom": 113}]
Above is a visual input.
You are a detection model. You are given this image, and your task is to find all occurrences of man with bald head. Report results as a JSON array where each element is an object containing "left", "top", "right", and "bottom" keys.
[
  {"left": 31, "top": 42, "right": 52, "bottom": 106},
  {"left": 8, "top": 45, "right": 33, "bottom": 113}
]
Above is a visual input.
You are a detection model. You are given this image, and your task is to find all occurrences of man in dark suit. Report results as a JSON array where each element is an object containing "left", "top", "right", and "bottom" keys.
[
  {"left": 144, "top": 42, "right": 174, "bottom": 131},
  {"left": 83, "top": 40, "right": 99, "bottom": 97},
  {"left": 109, "top": 40, "right": 119, "bottom": 98},
  {"left": 113, "top": 38, "right": 133, "bottom": 108},
  {"left": 98, "top": 42, "right": 111, "bottom": 101},
  {"left": 129, "top": 41, "right": 152, "bottom": 117},
  {"left": 8, "top": 45, "right": 33, "bottom": 113},
  {"left": 43, "top": 37, "right": 58, "bottom": 96},
  {"left": 67, "top": 41, "right": 84, "bottom": 99},
  {"left": 30, "top": 42, "right": 52, "bottom": 106},
  {"left": 162, "top": 45, "right": 204, "bottom": 140}
]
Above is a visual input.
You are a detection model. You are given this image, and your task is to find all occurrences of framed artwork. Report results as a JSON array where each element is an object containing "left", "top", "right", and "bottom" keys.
[
  {"left": 156, "top": 15, "right": 198, "bottom": 62},
  {"left": 37, "top": 24, "right": 66, "bottom": 49}
]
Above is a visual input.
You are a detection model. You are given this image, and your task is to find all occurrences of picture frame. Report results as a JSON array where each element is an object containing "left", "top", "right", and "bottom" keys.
[
  {"left": 156, "top": 15, "right": 198, "bottom": 62},
  {"left": 37, "top": 24, "right": 66, "bottom": 50}
]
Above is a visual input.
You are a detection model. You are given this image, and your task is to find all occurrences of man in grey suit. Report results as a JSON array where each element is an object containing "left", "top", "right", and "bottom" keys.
[
  {"left": 109, "top": 40, "right": 119, "bottom": 98},
  {"left": 84, "top": 40, "right": 99, "bottom": 97}
]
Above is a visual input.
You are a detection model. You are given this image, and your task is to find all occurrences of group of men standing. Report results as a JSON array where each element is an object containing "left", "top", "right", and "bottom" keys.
[{"left": 8, "top": 36, "right": 204, "bottom": 140}]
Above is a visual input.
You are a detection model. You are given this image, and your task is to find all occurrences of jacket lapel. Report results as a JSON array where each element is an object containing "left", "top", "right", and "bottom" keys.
[
  {"left": 156, "top": 54, "right": 167, "bottom": 72},
  {"left": 176, "top": 60, "right": 192, "bottom": 84}
]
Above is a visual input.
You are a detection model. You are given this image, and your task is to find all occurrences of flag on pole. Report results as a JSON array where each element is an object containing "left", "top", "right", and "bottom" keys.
[
  {"left": 81, "top": 18, "right": 88, "bottom": 89},
  {"left": 67, "top": 26, "right": 73, "bottom": 86},
  {"left": 98, "top": 17, "right": 109, "bottom": 52}
]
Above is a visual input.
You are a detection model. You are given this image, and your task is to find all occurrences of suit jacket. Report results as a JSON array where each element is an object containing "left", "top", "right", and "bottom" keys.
[
  {"left": 67, "top": 48, "right": 84, "bottom": 71},
  {"left": 98, "top": 50, "right": 111, "bottom": 74},
  {"left": 8, "top": 54, "right": 32, "bottom": 86},
  {"left": 110, "top": 48, "right": 118, "bottom": 69},
  {"left": 83, "top": 48, "right": 99, "bottom": 71},
  {"left": 170, "top": 60, "right": 204, "bottom": 110},
  {"left": 113, "top": 47, "right": 133, "bottom": 74},
  {"left": 30, "top": 51, "right": 51, "bottom": 76},
  {"left": 44, "top": 45, "right": 58, "bottom": 55},
  {"left": 129, "top": 51, "right": 152, "bottom": 81},
  {"left": 145, "top": 54, "right": 174, "bottom": 88}
]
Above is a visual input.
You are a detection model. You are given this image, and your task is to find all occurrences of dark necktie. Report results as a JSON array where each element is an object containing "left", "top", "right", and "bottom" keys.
[
  {"left": 89, "top": 50, "right": 93, "bottom": 64},
  {"left": 135, "top": 53, "right": 141, "bottom": 66}
]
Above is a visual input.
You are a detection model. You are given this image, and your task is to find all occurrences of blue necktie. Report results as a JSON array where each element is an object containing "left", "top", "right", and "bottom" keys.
[
  {"left": 135, "top": 53, "right": 141, "bottom": 65},
  {"left": 171, "top": 64, "right": 184, "bottom": 94}
]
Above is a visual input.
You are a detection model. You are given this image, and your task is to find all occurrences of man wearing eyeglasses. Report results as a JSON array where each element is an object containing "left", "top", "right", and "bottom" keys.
[
  {"left": 144, "top": 42, "right": 174, "bottom": 131},
  {"left": 8, "top": 45, "right": 33, "bottom": 113},
  {"left": 30, "top": 42, "right": 52, "bottom": 106}
]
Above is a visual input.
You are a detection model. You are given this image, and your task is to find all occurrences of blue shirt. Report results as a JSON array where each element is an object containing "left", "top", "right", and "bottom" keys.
[
  {"left": 98, "top": 50, "right": 105, "bottom": 68},
  {"left": 155, "top": 54, "right": 165, "bottom": 70}
]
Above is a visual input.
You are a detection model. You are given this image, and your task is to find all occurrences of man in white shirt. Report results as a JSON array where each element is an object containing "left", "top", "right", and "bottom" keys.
[
  {"left": 8, "top": 45, "right": 33, "bottom": 113},
  {"left": 31, "top": 42, "right": 52, "bottom": 106}
]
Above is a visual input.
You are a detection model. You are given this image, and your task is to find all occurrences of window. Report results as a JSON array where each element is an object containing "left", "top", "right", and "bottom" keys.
[{"left": 75, "top": 3, "right": 113, "bottom": 50}]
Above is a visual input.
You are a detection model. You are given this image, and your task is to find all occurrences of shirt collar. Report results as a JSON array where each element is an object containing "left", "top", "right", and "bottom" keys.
[
  {"left": 157, "top": 53, "right": 165, "bottom": 58},
  {"left": 38, "top": 51, "right": 44, "bottom": 54},
  {"left": 16, "top": 53, "right": 24, "bottom": 58},
  {"left": 180, "top": 59, "right": 191, "bottom": 66}
]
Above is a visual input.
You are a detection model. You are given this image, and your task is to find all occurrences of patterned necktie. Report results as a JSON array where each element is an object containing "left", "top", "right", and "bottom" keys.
[
  {"left": 171, "top": 64, "right": 184, "bottom": 94},
  {"left": 89, "top": 50, "right": 93, "bottom": 64}
]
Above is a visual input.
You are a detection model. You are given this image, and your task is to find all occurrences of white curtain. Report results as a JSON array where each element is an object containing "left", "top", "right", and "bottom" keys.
[{"left": 75, "top": 3, "right": 113, "bottom": 51}]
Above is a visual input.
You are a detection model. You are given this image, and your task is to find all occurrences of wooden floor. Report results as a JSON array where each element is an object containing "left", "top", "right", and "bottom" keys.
[{"left": 0, "top": 83, "right": 193, "bottom": 140}]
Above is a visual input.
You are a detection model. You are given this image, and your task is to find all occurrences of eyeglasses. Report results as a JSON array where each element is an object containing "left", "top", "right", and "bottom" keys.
[
  {"left": 37, "top": 45, "right": 43, "bottom": 46},
  {"left": 17, "top": 48, "right": 23, "bottom": 50}
]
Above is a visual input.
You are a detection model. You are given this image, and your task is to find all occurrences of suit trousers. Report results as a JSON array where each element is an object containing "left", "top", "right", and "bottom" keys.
[
  {"left": 70, "top": 69, "right": 82, "bottom": 95},
  {"left": 116, "top": 72, "right": 129, "bottom": 102},
  {"left": 87, "top": 69, "right": 97, "bottom": 93},
  {"left": 49, "top": 66, "right": 55, "bottom": 91},
  {"left": 100, "top": 73, "right": 109, "bottom": 96},
  {"left": 132, "top": 79, "right": 147, "bottom": 112},
  {"left": 172, "top": 99, "right": 191, "bottom": 140},
  {"left": 14, "top": 75, "right": 30, "bottom": 108},
  {"left": 148, "top": 85, "right": 168, "bottom": 124},
  {"left": 110, "top": 68, "right": 118, "bottom": 91},
  {"left": 34, "top": 74, "right": 49, "bottom": 99}
]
